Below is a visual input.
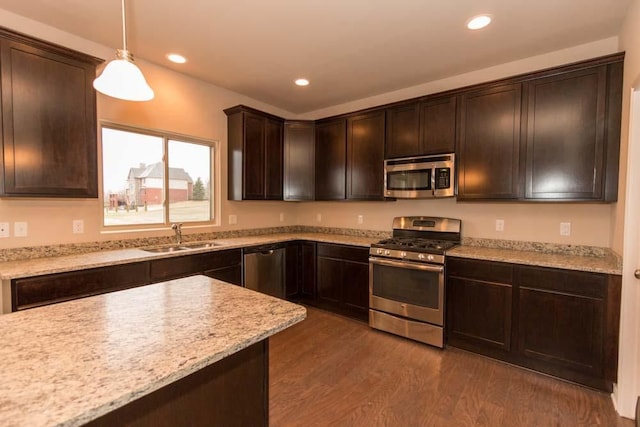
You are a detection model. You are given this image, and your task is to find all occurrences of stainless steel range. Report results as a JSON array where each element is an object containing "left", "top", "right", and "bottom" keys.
[{"left": 369, "top": 216, "right": 461, "bottom": 348}]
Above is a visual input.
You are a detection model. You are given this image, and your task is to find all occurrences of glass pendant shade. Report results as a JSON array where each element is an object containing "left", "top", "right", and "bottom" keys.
[{"left": 94, "top": 49, "right": 154, "bottom": 101}]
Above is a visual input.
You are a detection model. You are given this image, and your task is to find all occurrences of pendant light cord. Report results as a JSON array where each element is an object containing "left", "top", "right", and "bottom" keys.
[{"left": 121, "top": 0, "right": 128, "bottom": 52}]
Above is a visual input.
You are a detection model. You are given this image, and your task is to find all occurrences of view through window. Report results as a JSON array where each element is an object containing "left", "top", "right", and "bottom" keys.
[{"left": 102, "top": 126, "right": 213, "bottom": 227}]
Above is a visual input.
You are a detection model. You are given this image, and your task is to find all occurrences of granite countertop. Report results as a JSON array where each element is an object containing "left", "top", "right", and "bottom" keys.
[
  {"left": 0, "top": 231, "right": 622, "bottom": 280},
  {"left": 447, "top": 245, "right": 621, "bottom": 275},
  {"left": 0, "top": 233, "right": 379, "bottom": 280},
  {"left": 0, "top": 275, "right": 306, "bottom": 427}
]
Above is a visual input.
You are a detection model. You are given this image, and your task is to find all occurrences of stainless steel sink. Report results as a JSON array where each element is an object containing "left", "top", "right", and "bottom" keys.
[
  {"left": 142, "top": 245, "right": 189, "bottom": 253},
  {"left": 180, "top": 242, "right": 219, "bottom": 250},
  {"left": 141, "top": 241, "right": 219, "bottom": 253}
]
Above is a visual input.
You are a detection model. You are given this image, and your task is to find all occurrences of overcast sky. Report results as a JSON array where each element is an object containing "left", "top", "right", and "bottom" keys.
[{"left": 102, "top": 128, "right": 212, "bottom": 194}]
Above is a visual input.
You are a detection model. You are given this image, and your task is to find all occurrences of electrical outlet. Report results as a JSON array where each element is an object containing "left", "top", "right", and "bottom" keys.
[
  {"left": 279, "top": 212, "right": 284, "bottom": 222},
  {"left": 228, "top": 214, "right": 237, "bottom": 225},
  {"left": 560, "top": 222, "right": 571, "bottom": 236},
  {"left": 72, "top": 219, "right": 84, "bottom": 234},
  {"left": 14, "top": 222, "right": 27, "bottom": 237},
  {"left": 495, "top": 219, "right": 504, "bottom": 232},
  {"left": 357, "top": 215, "right": 364, "bottom": 225},
  {"left": 316, "top": 213, "right": 322, "bottom": 222},
  {"left": 0, "top": 222, "right": 9, "bottom": 238}
]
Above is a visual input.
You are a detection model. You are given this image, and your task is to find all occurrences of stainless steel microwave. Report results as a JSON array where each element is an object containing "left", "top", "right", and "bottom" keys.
[{"left": 384, "top": 154, "right": 455, "bottom": 198}]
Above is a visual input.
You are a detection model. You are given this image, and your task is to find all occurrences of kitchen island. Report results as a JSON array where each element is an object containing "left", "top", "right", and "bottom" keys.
[{"left": 0, "top": 275, "right": 306, "bottom": 427}]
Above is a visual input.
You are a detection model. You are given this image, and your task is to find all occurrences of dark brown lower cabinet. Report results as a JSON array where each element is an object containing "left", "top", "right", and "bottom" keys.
[
  {"left": 314, "top": 243, "right": 369, "bottom": 321},
  {"left": 12, "top": 262, "right": 150, "bottom": 311},
  {"left": 86, "top": 340, "right": 268, "bottom": 427},
  {"left": 11, "top": 249, "right": 243, "bottom": 311},
  {"left": 150, "top": 249, "right": 242, "bottom": 285},
  {"left": 446, "top": 257, "right": 621, "bottom": 392},
  {"left": 285, "top": 241, "right": 301, "bottom": 299}
]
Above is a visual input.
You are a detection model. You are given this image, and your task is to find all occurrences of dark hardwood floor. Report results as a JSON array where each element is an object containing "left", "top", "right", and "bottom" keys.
[{"left": 270, "top": 307, "right": 633, "bottom": 427}]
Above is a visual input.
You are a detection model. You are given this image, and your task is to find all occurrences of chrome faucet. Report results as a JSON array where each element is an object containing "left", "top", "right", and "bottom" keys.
[{"left": 171, "top": 223, "right": 183, "bottom": 244}]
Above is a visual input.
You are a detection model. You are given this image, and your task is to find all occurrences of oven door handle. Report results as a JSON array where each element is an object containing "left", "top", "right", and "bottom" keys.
[{"left": 369, "top": 257, "right": 444, "bottom": 273}]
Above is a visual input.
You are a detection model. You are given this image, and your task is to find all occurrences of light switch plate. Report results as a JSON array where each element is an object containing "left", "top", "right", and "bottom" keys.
[
  {"left": 228, "top": 214, "right": 237, "bottom": 225},
  {"left": 357, "top": 215, "right": 364, "bottom": 225},
  {"left": 316, "top": 213, "right": 322, "bottom": 222},
  {"left": 279, "top": 212, "right": 284, "bottom": 222},
  {"left": 14, "top": 222, "right": 27, "bottom": 237},
  {"left": 560, "top": 222, "right": 571, "bottom": 236},
  {"left": 496, "top": 219, "right": 505, "bottom": 232},
  {"left": 0, "top": 222, "right": 9, "bottom": 238}
]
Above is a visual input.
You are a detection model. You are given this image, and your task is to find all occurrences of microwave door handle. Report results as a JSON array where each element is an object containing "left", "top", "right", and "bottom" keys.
[{"left": 431, "top": 166, "right": 436, "bottom": 196}]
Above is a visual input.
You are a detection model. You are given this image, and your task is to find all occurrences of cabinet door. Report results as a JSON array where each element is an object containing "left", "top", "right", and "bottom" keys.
[
  {"left": 524, "top": 66, "right": 607, "bottom": 200},
  {"left": 457, "top": 84, "right": 522, "bottom": 200},
  {"left": 243, "top": 113, "right": 266, "bottom": 200},
  {"left": 285, "top": 242, "right": 300, "bottom": 299},
  {"left": 284, "top": 121, "right": 315, "bottom": 200},
  {"left": 264, "top": 118, "right": 283, "bottom": 200},
  {"left": 385, "top": 102, "right": 420, "bottom": 159},
  {"left": 316, "top": 257, "right": 342, "bottom": 304},
  {"left": 420, "top": 95, "right": 456, "bottom": 155},
  {"left": 0, "top": 38, "right": 98, "bottom": 197},
  {"left": 346, "top": 111, "right": 385, "bottom": 200},
  {"left": 446, "top": 258, "right": 513, "bottom": 354},
  {"left": 341, "top": 260, "right": 369, "bottom": 316},
  {"left": 315, "top": 119, "right": 346, "bottom": 200},
  {"left": 301, "top": 242, "right": 316, "bottom": 299},
  {"left": 514, "top": 266, "right": 606, "bottom": 380}
]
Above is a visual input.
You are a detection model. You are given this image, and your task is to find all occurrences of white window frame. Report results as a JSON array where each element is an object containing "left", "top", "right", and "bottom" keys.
[{"left": 99, "top": 122, "right": 220, "bottom": 232}]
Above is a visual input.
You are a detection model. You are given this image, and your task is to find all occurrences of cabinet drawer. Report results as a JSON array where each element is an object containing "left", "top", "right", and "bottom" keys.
[
  {"left": 12, "top": 262, "right": 150, "bottom": 311},
  {"left": 516, "top": 265, "right": 606, "bottom": 298},
  {"left": 150, "top": 249, "right": 242, "bottom": 282},
  {"left": 447, "top": 257, "right": 513, "bottom": 284},
  {"left": 316, "top": 243, "right": 369, "bottom": 263}
]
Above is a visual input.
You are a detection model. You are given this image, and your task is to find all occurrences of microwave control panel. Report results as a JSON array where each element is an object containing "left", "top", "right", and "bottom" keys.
[{"left": 435, "top": 168, "right": 451, "bottom": 189}]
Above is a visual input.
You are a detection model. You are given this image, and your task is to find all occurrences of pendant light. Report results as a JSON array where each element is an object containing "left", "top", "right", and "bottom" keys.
[{"left": 93, "top": 0, "right": 154, "bottom": 101}]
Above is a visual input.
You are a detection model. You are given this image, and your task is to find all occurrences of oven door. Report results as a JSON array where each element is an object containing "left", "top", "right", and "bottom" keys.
[{"left": 369, "top": 257, "right": 444, "bottom": 325}]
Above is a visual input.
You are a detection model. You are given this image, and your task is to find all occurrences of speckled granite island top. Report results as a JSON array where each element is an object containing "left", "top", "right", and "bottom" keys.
[{"left": 0, "top": 275, "right": 306, "bottom": 427}]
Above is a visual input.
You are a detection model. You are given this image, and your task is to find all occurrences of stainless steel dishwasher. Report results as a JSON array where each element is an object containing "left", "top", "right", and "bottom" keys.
[{"left": 243, "top": 244, "right": 285, "bottom": 298}]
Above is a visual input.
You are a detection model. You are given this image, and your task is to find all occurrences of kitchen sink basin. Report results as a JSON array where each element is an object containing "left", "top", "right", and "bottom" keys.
[{"left": 141, "top": 241, "right": 219, "bottom": 253}]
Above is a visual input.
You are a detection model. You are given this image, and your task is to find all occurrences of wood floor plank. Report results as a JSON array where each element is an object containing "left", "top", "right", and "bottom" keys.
[{"left": 269, "top": 307, "right": 634, "bottom": 427}]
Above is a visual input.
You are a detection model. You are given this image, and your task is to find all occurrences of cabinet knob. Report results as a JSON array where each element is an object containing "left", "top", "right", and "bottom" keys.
[{"left": 635, "top": 269, "right": 640, "bottom": 279}]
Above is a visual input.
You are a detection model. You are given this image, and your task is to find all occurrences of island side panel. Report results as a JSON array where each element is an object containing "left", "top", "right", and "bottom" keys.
[
  {"left": 86, "top": 339, "right": 269, "bottom": 427},
  {"left": 1, "top": 280, "right": 10, "bottom": 314}
]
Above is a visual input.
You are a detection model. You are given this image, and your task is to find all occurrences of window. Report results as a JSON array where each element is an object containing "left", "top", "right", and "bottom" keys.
[{"left": 101, "top": 125, "right": 214, "bottom": 227}]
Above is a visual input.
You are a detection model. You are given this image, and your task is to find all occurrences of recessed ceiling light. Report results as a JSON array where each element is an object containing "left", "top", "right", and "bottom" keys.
[
  {"left": 167, "top": 53, "right": 187, "bottom": 64},
  {"left": 467, "top": 15, "right": 492, "bottom": 30},
  {"left": 295, "top": 78, "right": 310, "bottom": 87}
]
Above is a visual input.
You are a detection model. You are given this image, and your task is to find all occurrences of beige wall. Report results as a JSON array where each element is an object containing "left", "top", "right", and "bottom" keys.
[{"left": 0, "top": 8, "right": 623, "bottom": 250}]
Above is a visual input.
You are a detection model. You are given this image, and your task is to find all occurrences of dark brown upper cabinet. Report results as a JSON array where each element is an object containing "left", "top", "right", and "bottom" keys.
[
  {"left": 419, "top": 95, "right": 457, "bottom": 155},
  {"left": 523, "top": 62, "right": 622, "bottom": 201},
  {"left": 457, "top": 83, "right": 523, "bottom": 200},
  {"left": 385, "top": 95, "right": 456, "bottom": 159},
  {"left": 225, "top": 105, "right": 284, "bottom": 200},
  {"left": 315, "top": 111, "right": 385, "bottom": 201},
  {"left": 0, "top": 28, "right": 101, "bottom": 198},
  {"left": 283, "top": 121, "right": 315, "bottom": 201},
  {"left": 315, "top": 118, "right": 347, "bottom": 200},
  {"left": 346, "top": 110, "right": 385, "bottom": 200},
  {"left": 385, "top": 101, "right": 420, "bottom": 158},
  {"left": 456, "top": 53, "right": 623, "bottom": 202}
]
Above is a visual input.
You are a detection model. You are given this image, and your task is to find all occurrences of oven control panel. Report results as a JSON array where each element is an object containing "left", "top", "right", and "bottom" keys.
[{"left": 370, "top": 247, "right": 442, "bottom": 264}]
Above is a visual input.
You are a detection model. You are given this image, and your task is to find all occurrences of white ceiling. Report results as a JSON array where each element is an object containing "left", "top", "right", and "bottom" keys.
[{"left": 0, "top": 0, "right": 632, "bottom": 114}]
